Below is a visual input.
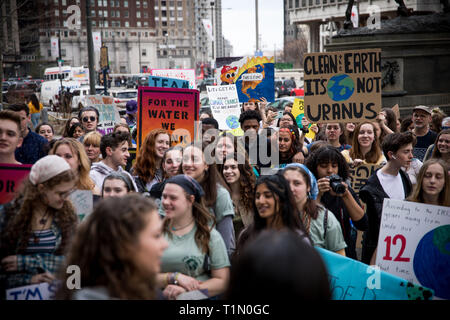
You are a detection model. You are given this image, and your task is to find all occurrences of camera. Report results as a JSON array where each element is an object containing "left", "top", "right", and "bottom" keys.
[{"left": 328, "top": 174, "right": 346, "bottom": 195}]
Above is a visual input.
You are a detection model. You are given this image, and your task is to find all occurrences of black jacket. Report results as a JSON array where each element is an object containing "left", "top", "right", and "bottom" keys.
[{"left": 359, "top": 169, "right": 412, "bottom": 264}]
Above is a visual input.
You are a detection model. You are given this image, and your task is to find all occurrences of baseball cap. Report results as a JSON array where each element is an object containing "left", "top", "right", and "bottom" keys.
[
  {"left": 126, "top": 100, "right": 137, "bottom": 114},
  {"left": 413, "top": 105, "right": 431, "bottom": 115}
]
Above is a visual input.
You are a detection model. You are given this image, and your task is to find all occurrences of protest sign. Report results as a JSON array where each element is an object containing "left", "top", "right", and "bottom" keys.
[
  {"left": 69, "top": 190, "right": 93, "bottom": 221},
  {"left": 206, "top": 85, "right": 241, "bottom": 131},
  {"left": 6, "top": 281, "right": 61, "bottom": 300},
  {"left": 303, "top": 49, "right": 382, "bottom": 123},
  {"left": 317, "top": 247, "right": 433, "bottom": 300},
  {"left": 0, "top": 164, "right": 32, "bottom": 204},
  {"left": 348, "top": 164, "right": 382, "bottom": 193},
  {"left": 151, "top": 69, "right": 196, "bottom": 89},
  {"left": 215, "top": 56, "right": 275, "bottom": 102},
  {"left": 392, "top": 104, "right": 400, "bottom": 120},
  {"left": 376, "top": 199, "right": 450, "bottom": 300},
  {"left": 85, "top": 95, "right": 120, "bottom": 135},
  {"left": 137, "top": 87, "right": 199, "bottom": 149},
  {"left": 148, "top": 75, "right": 189, "bottom": 89},
  {"left": 291, "top": 98, "right": 316, "bottom": 141}
]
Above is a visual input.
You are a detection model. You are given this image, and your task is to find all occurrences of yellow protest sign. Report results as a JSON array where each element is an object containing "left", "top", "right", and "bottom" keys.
[{"left": 291, "top": 98, "right": 316, "bottom": 141}]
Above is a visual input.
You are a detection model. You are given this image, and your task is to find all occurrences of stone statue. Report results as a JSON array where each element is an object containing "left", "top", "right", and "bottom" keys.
[{"left": 344, "top": 0, "right": 450, "bottom": 29}]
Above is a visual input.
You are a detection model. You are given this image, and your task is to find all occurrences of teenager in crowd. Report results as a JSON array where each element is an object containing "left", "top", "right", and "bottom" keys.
[
  {"left": 341, "top": 121, "right": 386, "bottom": 167},
  {"left": 51, "top": 138, "right": 100, "bottom": 196},
  {"left": 283, "top": 164, "right": 346, "bottom": 255},
  {"left": 102, "top": 172, "right": 136, "bottom": 198},
  {"left": 181, "top": 143, "right": 235, "bottom": 255},
  {"left": 62, "top": 117, "right": 80, "bottom": 138},
  {"left": 7, "top": 104, "right": 48, "bottom": 164},
  {"left": 83, "top": 131, "right": 102, "bottom": 164},
  {"left": 424, "top": 129, "right": 450, "bottom": 164},
  {"left": 57, "top": 194, "right": 168, "bottom": 299},
  {"left": 430, "top": 107, "right": 447, "bottom": 133},
  {"left": 324, "top": 123, "right": 351, "bottom": 152},
  {"left": 0, "top": 156, "right": 78, "bottom": 296},
  {"left": 124, "top": 100, "right": 137, "bottom": 129},
  {"left": 90, "top": 131, "right": 137, "bottom": 191},
  {"left": 400, "top": 117, "right": 414, "bottom": 133},
  {"left": 35, "top": 122, "right": 54, "bottom": 143},
  {"left": 274, "top": 125, "right": 304, "bottom": 167},
  {"left": 157, "top": 175, "right": 230, "bottom": 300},
  {"left": 376, "top": 108, "right": 397, "bottom": 142},
  {"left": 306, "top": 146, "right": 367, "bottom": 260},
  {"left": 360, "top": 132, "right": 414, "bottom": 265},
  {"left": 68, "top": 122, "right": 85, "bottom": 139},
  {"left": 0, "top": 110, "right": 23, "bottom": 165},
  {"left": 236, "top": 173, "right": 311, "bottom": 256},
  {"left": 226, "top": 229, "right": 331, "bottom": 301},
  {"left": 221, "top": 152, "right": 256, "bottom": 238},
  {"left": 201, "top": 118, "right": 220, "bottom": 147},
  {"left": 114, "top": 123, "right": 135, "bottom": 148},
  {"left": 241, "top": 98, "right": 268, "bottom": 126},
  {"left": 411, "top": 105, "right": 437, "bottom": 162},
  {"left": 133, "top": 129, "right": 170, "bottom": 193},
  {"left": 345, "top": 122, "right": 356, "bottom": 147},
  {"left": 407, "top": 159, "right": 450, "bottom": 207},
  {"left": 78, "top": 106, "right": 100, "bottom": 141},
  {"left": 27, "top": 93, "right": 43, "bottom": 129},
  {"left": 199, "top": 109, "right": 213, "bottom": 121}
]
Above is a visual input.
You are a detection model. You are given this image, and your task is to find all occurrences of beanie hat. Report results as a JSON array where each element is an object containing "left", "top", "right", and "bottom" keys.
[{"left": 29, "top": 155, "right": 71, "bottom": 185}]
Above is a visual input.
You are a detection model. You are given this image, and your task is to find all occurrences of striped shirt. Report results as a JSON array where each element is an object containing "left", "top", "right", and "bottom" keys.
[{"left": 25, "top": 229, "right": 57, "bottom": 254}]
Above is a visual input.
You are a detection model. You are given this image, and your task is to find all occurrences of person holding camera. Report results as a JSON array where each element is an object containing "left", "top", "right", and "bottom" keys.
[{"left": 306, "top": 145, "right": 367, "bottom": 260}]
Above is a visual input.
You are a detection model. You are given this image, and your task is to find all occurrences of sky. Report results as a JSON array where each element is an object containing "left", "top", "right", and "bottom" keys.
[{"left": 221, "top": 0, "right": 284, "bottom": 57}]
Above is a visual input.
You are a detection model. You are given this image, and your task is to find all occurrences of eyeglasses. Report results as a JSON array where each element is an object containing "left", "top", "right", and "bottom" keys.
[{"left": 82, "top": 116, "right": 96, "bottom": 122}]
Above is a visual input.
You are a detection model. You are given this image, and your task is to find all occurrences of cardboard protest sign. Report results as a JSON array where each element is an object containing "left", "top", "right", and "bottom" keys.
[
  {"left": 6, "top": 281, "right": 61, "bottom": 300},
  {"left": 215, "top": 56, "right": 275, "bottom": 102},
  {"left": 206, "top": 85, "right": 241, "bottom": 131},
  {"left": 85, "top": 95, "right": 120, "bottom": 135},
  {"left": 0, "top": 164, "right": 32, "bottom": 204},
  {"left": 69, "top": 190, "right": 93, "bottom": 221},
  {"left": 303, "top": 49, "right": 382, "bottom": 123},
  {"left": 348, "top": 164, "right": 382, "bottom": 193},
  {"left": 376, "top": 199, "right": 450, "bottom": 300},
  {"left": 148, "top": 75, "right": 189, "bottom": 89},
  {"left": 151, "top": 69, "right": 196, "bottom": 89},
  {"left": 317, "top": 247, "right": 433, "bottom": 300},
  {"left": 137, "top": 87, "right": 199, "bottom": 149},
  {"left": 392, "top": 104, "right": 400, "bottom": 120},
  {"left": 291, "top": 98, "right": 316, "bottom": 141}
]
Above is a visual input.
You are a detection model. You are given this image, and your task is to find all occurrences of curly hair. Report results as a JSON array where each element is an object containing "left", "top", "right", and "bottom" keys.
[
  {"left": 50, "top": 138, "right": 96, "bottom": 191},
  {"left": 431, "top": 129, "right": 450, "bottom": 159},
  {"left": 278, "top": 125, "right": 303, "bottom": 163},
  {"left": 134, "top": 129, "right": 170, "bottom": 183},
  {"left": 305, "top": 145, "right": 350, "bottom": 181},
  {"left": 162, "top": 187, "right": 215, "bottom": 254},
  {"left": 0, "top": 170, "right": 78, "bottom": 257},
  {"left": 349, "top": 122, "right": 382, "bottom": 164},
  {"left": 56, "top": 194, "right": 160, "bottom": 299}
]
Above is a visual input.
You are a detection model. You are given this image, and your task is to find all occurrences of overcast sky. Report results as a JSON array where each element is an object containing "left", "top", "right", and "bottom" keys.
[{"left": 221, "top": 0, "right": 284, "bottom": 57}]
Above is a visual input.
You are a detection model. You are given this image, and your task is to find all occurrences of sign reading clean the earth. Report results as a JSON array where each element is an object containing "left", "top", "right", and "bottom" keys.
[{"left": 303, "top": 48, "right": 382, "bottom": 123}]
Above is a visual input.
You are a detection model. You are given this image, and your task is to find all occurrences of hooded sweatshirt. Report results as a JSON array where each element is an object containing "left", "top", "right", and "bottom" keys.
[{"left": 89, "top": 161, "right": 138, "bottom": 192}]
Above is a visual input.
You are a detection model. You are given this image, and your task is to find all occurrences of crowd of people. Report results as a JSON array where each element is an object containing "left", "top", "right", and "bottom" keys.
[{"left": 0, "top": 97, "right": 449, "bottom": 300}]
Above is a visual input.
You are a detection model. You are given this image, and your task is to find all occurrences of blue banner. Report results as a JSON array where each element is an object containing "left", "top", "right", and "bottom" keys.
[
  {"left": 148, "top": 75, "right": 189, "bottom": 89},
  {"left": 317, "top": 247, "right": 434, "bottom": 300}
]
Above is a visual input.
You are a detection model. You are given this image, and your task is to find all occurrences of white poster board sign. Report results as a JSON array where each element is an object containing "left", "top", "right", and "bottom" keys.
[
  {"left": 6, "top": 281, "right": 61, "bottom": 300},
  {"left": 206, "top": 85, "right": 241, "bottom": 131},
  {"left": 69, "top": 190, "right": 93, "bottom": 221},
  {"left": 151, "top": 69, "right": 196, "bottom": 89},
  {"left": 85, "top": 95, "right": 120, "bottom": 136},
  {"left": 375, "top": 199, "right": 450, "bottom": 300}
]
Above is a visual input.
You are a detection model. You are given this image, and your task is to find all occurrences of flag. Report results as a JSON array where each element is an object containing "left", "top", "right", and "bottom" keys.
[
  {"left": 202, "top": 19, "right": 214, "bottom": 41},
  {"left": 93, "top": 32, "right": 102, "bottom": 52},
  {"left": 351, "top": 5, "right": 359, "bottom": 28},
  {"left": 50, "top": 37, "right": 59, "bottom": 58}
]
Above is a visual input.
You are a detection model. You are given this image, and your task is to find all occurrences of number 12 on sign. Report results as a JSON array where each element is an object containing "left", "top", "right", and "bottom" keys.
[{"left": 383, "top": 234, "right": 410, "bottom": 262}]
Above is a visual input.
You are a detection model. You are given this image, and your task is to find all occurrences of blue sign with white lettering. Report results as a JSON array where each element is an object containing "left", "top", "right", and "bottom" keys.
[{"left": 148, "top": 75, "right": 189, "bottom": 89}]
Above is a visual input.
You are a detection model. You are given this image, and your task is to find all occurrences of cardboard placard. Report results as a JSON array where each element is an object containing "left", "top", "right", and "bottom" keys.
[
  {"left": 151, "top": 69, "right": 196, "bottom": 89},
  {"left": 392, "top": 104, "right": 400, "bottom": 120},
  {"left": 0, "top": 164, "right": 32, "bottom": 204},
  {"left": 348, "top": 164, "right": 382, "bottom": 193},
  {"left": 376, "top": 199, "right": 450, "bottom": 300},
  {"left": 215, "top": 56, "right": 275, "bottom": 102},
  {"left": 137, "top": 87, "right": 199, "bottom": 149},
  {"left": 148, "top": 75, "right": 189, "bottom": 89},
  {"left": 69, "top": 190, "right": 93, "bottom": 221},
  {"left": 206, "top": 84, "right": 241, "bottom": 131},
  {"left": 291, "top": 98, "right": 316, "bottom": 141},
  {"left": 318, "top": 247, "right": 433, "bottom": 300},
  {"left": 303, "top": 49, "right": 382, "bottom": 123},
  {"left": 85, "top": 95, "right": 120, "bottom": 136}
]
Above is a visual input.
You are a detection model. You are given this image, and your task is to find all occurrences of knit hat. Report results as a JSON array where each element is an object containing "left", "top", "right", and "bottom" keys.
[
  {"left": 29, "top": 155, "right": 71, "bottom": 185},
  {"left": 126, "top": 100, "right": 138, "bottom": 115}
]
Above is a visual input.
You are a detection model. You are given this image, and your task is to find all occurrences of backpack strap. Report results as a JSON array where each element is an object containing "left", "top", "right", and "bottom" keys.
[{"left": 323, "top": 208, "right": 328, "bottom": 240}]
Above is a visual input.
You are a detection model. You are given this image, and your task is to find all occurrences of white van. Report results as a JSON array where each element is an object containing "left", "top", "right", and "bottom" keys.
[
  {"left": 40, "top": 80, "right": 83, "bottom": 108},
  {"left": 71, "top": 85, "right": 106, "bottom": 111}
]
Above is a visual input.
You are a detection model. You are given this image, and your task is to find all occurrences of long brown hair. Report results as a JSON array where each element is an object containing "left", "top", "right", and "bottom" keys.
[
  {"left": 50, "top": 138, "right": 96, "bottom": 191},
  {"left": 162, "top": 188, "right": 214, "bottom": 254},
  {"left": 134, "top": 129, "right": 170, "bottom": 183},
  {"left": 349, "top": 122, "right": 382, "bottom": 163},
  {"left": 57, "top": 194, "right": 160, "bottom": 299},
  {"left": 431, "top": 129, "right": 450, "bottom": 159},
  {"left": 0, "top": 170, "right": 78, "bottom": 256},
  {"left": 407, "top": 159, "right": 450, "bottom": 207}
]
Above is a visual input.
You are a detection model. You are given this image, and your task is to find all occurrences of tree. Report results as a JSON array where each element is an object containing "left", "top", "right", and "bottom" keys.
[{"left": 281, "top": 30, "right": 308, "bottom": 69}]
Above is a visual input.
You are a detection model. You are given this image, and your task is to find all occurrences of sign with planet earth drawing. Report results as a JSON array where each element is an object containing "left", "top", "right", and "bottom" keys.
[
  {"left": 376, "top": 199, "right": 450, "bottom": 300},
  {"left": 215, "top": 56, "right": 275, "bottom": 103},
  {"left": 303, "top": 48, "right": 382, "bottom": 123},
  {"left": 206, "top": 84, "right": 241, "bottom": 131}
]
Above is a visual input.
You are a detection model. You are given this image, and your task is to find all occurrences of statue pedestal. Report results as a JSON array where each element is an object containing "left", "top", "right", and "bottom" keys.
[{"left": 326, "top": 13, "right": 450, "bottom": 117}]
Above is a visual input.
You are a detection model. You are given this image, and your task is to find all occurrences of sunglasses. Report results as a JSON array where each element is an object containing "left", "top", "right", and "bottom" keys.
[{"left": 82, "top": 116, "right": 97, "bottom": 122}]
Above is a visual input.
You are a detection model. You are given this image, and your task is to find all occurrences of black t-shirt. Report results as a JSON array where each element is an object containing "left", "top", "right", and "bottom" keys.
[
  {"left": 320, "top": 186, "right": 368, "bottom": 260},
  {"left": 413, "top": 130, "right": 437, "bottom": 161}
]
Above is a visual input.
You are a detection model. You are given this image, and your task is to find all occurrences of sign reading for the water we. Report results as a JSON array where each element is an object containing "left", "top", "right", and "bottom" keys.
[{"left": 303, "top": 49, "right": 382, "bottom": 123}]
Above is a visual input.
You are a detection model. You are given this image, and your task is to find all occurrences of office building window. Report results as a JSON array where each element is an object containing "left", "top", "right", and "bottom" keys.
[
  {"left": 55, "top": 10, "right": 59, "bottom": 16},
  {"left": 144, "top": 21, "right": 148, "bottom": 27},
  {"left": 103, "top": 0, "right": 107, "bottom": 6},
  {"left": 99, "top": 10, "right": 102, "bottom": 17},
  {"left": 124, "top": 0, "right": 128, "bottom": 7},
  {"left": 98, "top": 0, "right": 102, "bottom": 6},
  {"left": 137, "top": 21, "right": 141, "bottom": 27},
  {"left": 62, "top": 0, "right": 66, "bottom": 5},
  {"left": 143, "top": 1, "right": 148, "bottom": 8},
  {"left": 104, "top": 21, "right": 108, "bottom": 27},
  {"left": 116, "top": 11, "right": 120, "bottom": 17},
  {"left": 136, "top": 1, "right": 140, "bottom": 8},
  {"left": 125, "top": 21, "right": 129, "bottom": 27},
  {"left": 111, "top": 10, "right": 115, "bottom": 17},
  {"left": 142, "top": 49, "right": 147, "bottom": 56},
  {"left": 137, "top": 11, "right": 141, "bottom": 18},
  {"left": 124, "top": 11, "right": 129, "bottom": 17},
  {"left": 116, "top": 0, "right": 120, "bottom": 7},
  {"left": 91, "top": 10, "right": 96, "bottom": 17},
  {"left": 110, "top": 0, "right": 114, "bottom": 7},
  {"left": 104, "top": 10, "right": 108, "bottom": 17},
  {"left": 143, "top": 12, "right": 148, "bottom": 18}
]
